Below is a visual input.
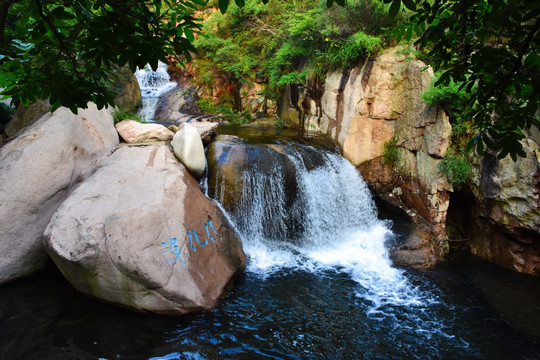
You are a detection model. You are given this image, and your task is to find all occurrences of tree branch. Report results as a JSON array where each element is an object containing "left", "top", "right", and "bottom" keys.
[{"left": 484, "top": 16, "right": 540, "bottom": 104}]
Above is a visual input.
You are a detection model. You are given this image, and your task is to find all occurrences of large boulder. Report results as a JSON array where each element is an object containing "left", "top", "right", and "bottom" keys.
[
  {"left": 171, "top": 124, "right": 206, "bottom": 179},
  {"left": 0, "top": 104, "right": 119, "bottom": 284},
  {"left": 115, "top": 119, "right": 174, "bottom": 143},
  {"left": 43, "top": 145, "right": 246, "bottom": 314}
]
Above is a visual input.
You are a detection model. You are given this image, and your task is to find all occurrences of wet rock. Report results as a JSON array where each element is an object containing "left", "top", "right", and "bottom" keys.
[
  {"left": 389, "top": 226, "right": 438, "bottom": 269},
  {"left": 154, "top": 87, "right": 200, "bottom": 124},
  {"left": 44, "top": 145, "right": 246, "bottom": 314},
  {"left": 0, "top": 104, "right": 119, "bottom": 284},
  {"left": 207, "top": 136, "right": 250, "bottom": 210},
  {"left": 171, "top": 124, "right": 206, "bottom": 179},
  {"left": 115, "top": 120, "right": 174, "bottom": 143}
]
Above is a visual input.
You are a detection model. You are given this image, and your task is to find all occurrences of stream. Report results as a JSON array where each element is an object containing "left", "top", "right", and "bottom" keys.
[{"left": 1, "top": 128, "right": 539, "bottom": 360}]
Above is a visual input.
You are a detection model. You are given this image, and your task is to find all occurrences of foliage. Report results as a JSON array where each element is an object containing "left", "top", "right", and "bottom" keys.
[
  {"left": 196, "top": 97, "right": 250, "bottom": 125},
  {"left": 112, "top": 109, "right": 145, "bottom": 124},
  {"left": 422, "top": 73, "right": 473, "bottom": 154},
  {"left": 439, "top": 150, "right": 471, "bottom": 186},
  {"left": 382, "top": 137, "right": 400, "bottom": 164},
  {"left": 0, "top": 0, "right": 202, "bottom": 113},
  {"left": 387, "top": 0, "right": 540, "bottom": 160},
  {"left": 274, "top": 117, "right": 285, "bottom": 128},
  {"left": 193, "top": 0, "right": 395, "bottom": 113}
]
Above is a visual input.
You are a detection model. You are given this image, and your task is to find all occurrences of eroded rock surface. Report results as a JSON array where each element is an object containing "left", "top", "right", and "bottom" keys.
[
  {"left": 0, "top": 104, "right": 119, "bottom": 284},
  {"left": 44, "top": 145, "right": 246, "bottom": 314},
  {"left": 462, "top": 139, "right": 540, "bottom": 275},
  {"left": 280, "top": 47, "right": 452, "bottom": 267}
]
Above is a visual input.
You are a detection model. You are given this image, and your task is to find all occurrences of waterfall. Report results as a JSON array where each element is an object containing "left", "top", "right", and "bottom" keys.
[
  {"left": 210, "top": 139, "right": 425, "bottom": 311},
  {"left": 134, "top": 62, "right": 177, "bottom": 122}
]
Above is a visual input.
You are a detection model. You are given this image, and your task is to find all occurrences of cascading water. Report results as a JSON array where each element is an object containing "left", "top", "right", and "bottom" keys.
[
  {"left": 210, "top": 138, "right": 427, "bottom": 313},
  {"left": 134, "top": 61, "right": 177, "bottom": 122}
]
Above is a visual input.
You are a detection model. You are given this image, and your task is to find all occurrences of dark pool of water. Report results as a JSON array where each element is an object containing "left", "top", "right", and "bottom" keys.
[{"left": 1, "top": 253, "right": 540, "bottom": 360}]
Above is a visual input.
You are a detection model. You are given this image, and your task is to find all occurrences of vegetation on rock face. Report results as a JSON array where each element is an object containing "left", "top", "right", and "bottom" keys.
[
  {"left": 422, "top": 73, "right": 472, "bottom": 185},
  {"left": 382, "top": 137, "right": 400, "bottom": 165},
  {"left": 193, "top": 0, "right": 394, "bottom": 113},
  {"left": 112, "top": 109, "right": 145, "bottom": 124},
  {"left": 390, "top": 0, "right": 540, "bottom": 160},
  {"left": 196, "top": 97, "right": 251, "bottom": 124},
  {"left": 439, "top": 150, "right": 471, "bottom": 186}
]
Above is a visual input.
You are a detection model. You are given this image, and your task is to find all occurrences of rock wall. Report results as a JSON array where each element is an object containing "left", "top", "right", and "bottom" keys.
[
  {"left": 279, "top": 47, "right": 453, "bottom": 268},
  {"left": 450, "top": 139, "right": 540, "bottom": 275}
]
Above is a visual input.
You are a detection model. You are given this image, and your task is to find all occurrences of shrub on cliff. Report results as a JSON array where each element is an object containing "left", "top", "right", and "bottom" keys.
[{"left": 193, "top": 0, "right": 396, "bottom": 112}]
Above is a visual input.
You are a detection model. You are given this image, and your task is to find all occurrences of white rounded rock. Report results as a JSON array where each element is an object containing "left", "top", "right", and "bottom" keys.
[{"left": 171, "top": 124, "right": 206, "bottom": 179}]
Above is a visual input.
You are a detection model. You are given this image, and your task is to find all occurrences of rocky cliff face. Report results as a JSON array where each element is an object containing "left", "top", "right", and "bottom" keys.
[
  {"left": 278, "top": 46, "right": 540, "bottom": 273},
  {"left": 450, "top": 139, "right": 540, "bottom": 275},
  {"left": 279, "top": 47, "right": 453, "bottom": 268}
]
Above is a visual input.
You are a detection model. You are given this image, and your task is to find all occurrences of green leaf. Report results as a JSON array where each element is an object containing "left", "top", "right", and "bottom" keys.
[
  {"left": 402, "top": 0, "right": 416, "bottom": 11},
  {"left": 525, "top": 52, "right": 540, "bottom": 69},
  {"left": 184, "top": 28, "right": 195, "bottom": 43},
  {"left": 218, "top": 0, "right": 229, "bottom": 14},
  {"left": 234, "top": 0, "right": 245, "bottom": 7},
  {"left": 389, "top": 0, "right": 401, "bottom": 17},
  {"left": 406, "top": 27, "right": 413, "bottom": 42}
]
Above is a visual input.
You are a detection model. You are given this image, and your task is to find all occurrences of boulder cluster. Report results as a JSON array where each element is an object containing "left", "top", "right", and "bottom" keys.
[{"left": 0, "top": 105, "right": 245, "bottom": 314}]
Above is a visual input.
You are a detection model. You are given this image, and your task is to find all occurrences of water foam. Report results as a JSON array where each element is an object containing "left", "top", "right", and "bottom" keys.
[{"left": 134, "top": 62, "right": 177, "bottom": 122}]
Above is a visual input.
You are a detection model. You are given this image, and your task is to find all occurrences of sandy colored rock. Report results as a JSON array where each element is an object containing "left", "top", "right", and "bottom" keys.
[
  {"left": 288, "top": 47, "right": 453, "bottom": 268},
  {"left": 424, "top": 110, "right": 452, "bottom": 157},
  {"left": 0, "top": 103, "right": 119, "bottom": 284},
  {"left": 5, "top": 99, "right": 50, "bottom": 137},
  {"left": 115, "top": 119, "right": 174, "bottom": 143},
  {"left": 171, "top": 124, "right": 206, "bottom": 179},
  {"left": 44, "top": 145, "right": 246, "bottom": 314}
]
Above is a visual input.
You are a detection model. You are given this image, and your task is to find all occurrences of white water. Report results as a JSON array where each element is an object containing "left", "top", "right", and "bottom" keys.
[
  {"left": 134, "top": 62, "right": 177, "bottom": 122},
  {"left": 212, "top": 143, "right": 429, "bottom": 312}
]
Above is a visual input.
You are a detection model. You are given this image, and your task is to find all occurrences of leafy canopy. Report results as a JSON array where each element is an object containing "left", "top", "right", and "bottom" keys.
[
  {"left": 388, "top": 0, "right": 540, "bottom": 160},
  {"left": 0, "top": 0, "right": 201, "bottom": 113}
]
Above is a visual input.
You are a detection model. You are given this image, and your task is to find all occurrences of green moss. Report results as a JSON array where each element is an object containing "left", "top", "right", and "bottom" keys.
[{"left": 382, "top": 137, "right": 400, "bottom": 164}]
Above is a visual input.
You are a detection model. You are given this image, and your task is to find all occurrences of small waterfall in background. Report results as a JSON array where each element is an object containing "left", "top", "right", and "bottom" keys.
[
  {"left": 210, "top": 139, "right": 428, "bottom": 312},
  {"left": 134, "top": 61, "right": 177, "bottom": 122}
]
